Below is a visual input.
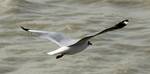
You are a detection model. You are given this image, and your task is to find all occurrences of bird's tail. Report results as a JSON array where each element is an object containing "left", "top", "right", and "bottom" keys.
[
  {"left": 47, "top": 50, "right": 58, "bottom": 55},
  {"left": 47, "top": 46, "right": 69, "bottom": 55}
]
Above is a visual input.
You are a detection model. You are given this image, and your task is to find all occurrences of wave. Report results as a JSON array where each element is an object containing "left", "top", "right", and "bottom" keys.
[{"left": 50, "top": 0, "right": 150, "bottom": 5}]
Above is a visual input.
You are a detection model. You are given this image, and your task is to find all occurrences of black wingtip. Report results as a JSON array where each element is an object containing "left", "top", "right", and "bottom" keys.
[
  {"left": 124, "top": 19, "right": 129, "bottom": 22},
  {"left": 123, "top": 19, "right": 129, "bottom": 22},
  {"left": 20, "top": 26, "right": 29, "bottom": 31},
  {"left": 114, "top": 19, "right": 129, "bottom": 29}
]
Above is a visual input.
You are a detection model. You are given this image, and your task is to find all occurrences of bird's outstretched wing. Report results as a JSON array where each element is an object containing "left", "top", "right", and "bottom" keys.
[
  {"left": 70, "top": 19, "right": 128, "bottom": 46},
  {"left": 20, "top": 26, "right": 77, "bottom": 47}
]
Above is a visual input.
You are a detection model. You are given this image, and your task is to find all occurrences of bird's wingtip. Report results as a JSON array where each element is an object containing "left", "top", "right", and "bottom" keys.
[
  {"left": 122, "top": 19, "right": 129, "bottom": 25},
  {"left": 124, "top": 19, "right": 129, "bottom": 22},
  {"left": 110, "top": 19, "right": 128, "bottom": 30},
  {"left": 20, "top": 26, "right": 29, "bottom": 31}
]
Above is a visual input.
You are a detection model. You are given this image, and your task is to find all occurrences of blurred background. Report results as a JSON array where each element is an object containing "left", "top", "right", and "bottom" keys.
[{"left": 0, "top": 0, "right": 150, "bottom": 74}]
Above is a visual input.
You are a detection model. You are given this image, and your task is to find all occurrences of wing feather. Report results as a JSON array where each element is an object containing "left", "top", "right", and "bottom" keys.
[
  {"left": 21, "top": 26, "right": 77, "bottom": 47},
  {"left": 69, "top": 19, "right": 128, "bottom": 46}
]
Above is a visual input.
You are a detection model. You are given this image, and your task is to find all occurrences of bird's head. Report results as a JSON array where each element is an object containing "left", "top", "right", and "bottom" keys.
[{"left": 88, "top": 41, "right": 92, "bottom": 45}]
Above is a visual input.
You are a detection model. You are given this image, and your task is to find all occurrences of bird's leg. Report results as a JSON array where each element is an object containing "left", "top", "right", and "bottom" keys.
[{"left": 56, "top": 54, "right": 64, "bottom": 59}]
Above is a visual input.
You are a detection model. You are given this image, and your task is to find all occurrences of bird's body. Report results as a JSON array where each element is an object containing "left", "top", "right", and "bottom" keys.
[
  {"left": 48, "top": 38, "right": 90, "bottom": 57},
  {"left": 66, "top": 40, "right": 89, "bottom": 55},
  {"left": 48, "top": 42, "right": 88, "bottom": 55},
  {"left": 21, "top": 19, "right": 128, "bottom": 59}
]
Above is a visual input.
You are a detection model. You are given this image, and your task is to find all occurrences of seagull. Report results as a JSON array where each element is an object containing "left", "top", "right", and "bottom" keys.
[{"left": 21, "top": 19, "right": 128, "bottom": 59}]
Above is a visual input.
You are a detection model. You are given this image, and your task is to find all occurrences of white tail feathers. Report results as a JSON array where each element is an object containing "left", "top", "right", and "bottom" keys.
[{"left": 47, "top": 46, "right": 69, "bottom": 55}]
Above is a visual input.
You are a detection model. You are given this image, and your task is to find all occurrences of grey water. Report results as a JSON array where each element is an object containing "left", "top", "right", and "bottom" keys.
[{"left": 0, "top": 0, "right": 150, "bottom": 74}]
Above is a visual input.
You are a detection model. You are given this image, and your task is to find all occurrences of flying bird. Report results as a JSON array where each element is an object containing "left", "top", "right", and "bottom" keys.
[{"left": 21, "top": 19, "right": 128, "bottom": 59}]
